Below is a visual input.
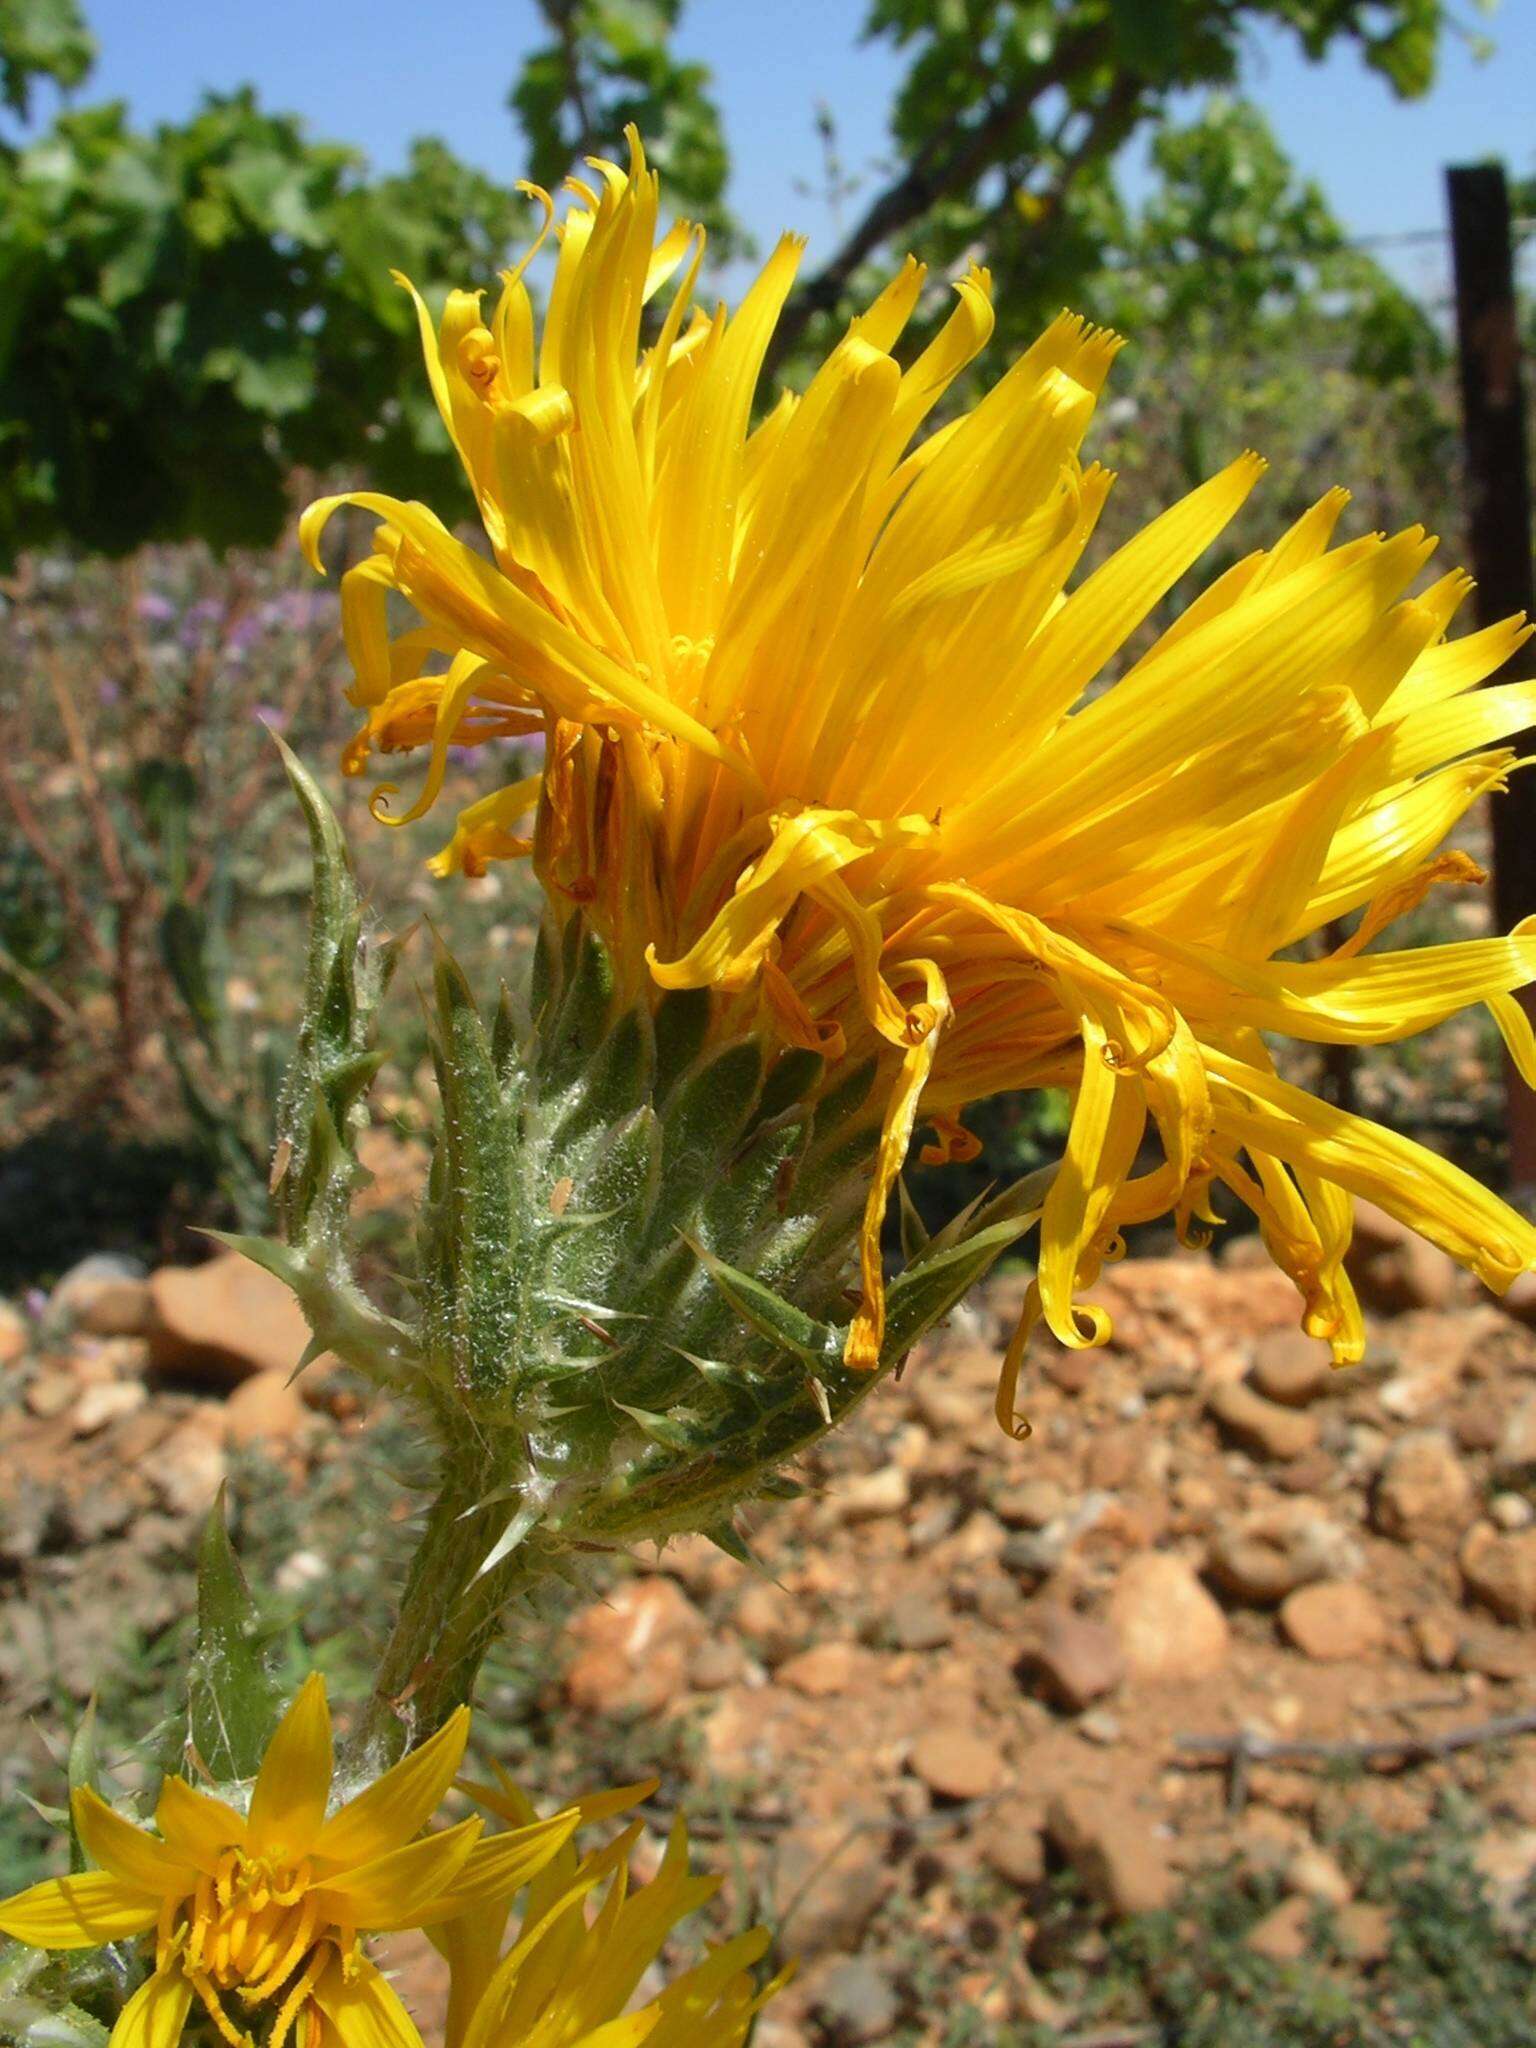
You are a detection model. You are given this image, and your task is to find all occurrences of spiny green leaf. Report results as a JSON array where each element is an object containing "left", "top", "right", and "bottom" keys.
[
  {"left": 64, "top": 1700, "right": 99, "bottom": 1876},
  {"left": 898, "top": 1177, "right": 930, "bottom": 1263},
  {"left": 187, "top": 1492, "right": 285, "bottom": 1782},
  {"left": 881, "top": 1212, "right": 1037, "bottom": 1363},
  {"left": 693, "top": 1241, "right": 841, "bottom": 1367}
]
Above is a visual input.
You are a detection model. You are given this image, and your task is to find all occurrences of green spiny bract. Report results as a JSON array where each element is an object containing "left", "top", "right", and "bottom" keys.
[{"left": 253, "top": 758, "right": 1038, "bottom": 1579}]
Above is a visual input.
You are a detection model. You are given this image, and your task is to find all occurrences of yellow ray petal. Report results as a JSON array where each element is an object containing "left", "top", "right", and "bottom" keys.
[
  {"left": 1036, "top": 1013, "right": 1147, "bottom": 1348},
  {"left": 1206, "top": 1047, "right": 1536, "bottom": 1293},
  {"left": 1247, "top": 486, "right": 1352, "bottom": 590},
  {"left": 416, "top": 1809, "right": 582, "bottom": 1925},
  {"left": 458, "top": 1878, "right": 609, "bottom": 2048},
  {"left": 1223, "top": 727, "right": 1395, "bottom": 958},
  {"left": 308, "top": 1817, "right": 482, "bottom": 1932},
  {"left": 246, "top": 1672, "right": 334, "bottom": 1861},
  {"left": 1295, "top": 753, "right": 1511, "bottom": 938},
  {"left": 108, "top": 1966, "right": 195, "bottom": 2048},
  {"left": 846, "top": 961, "right": 950, "bottom": 1368},
  {"left": 576, "top": 2015, "right": 661, "bottom": 2046},
  {"left": 339, "top": 554, "right": 404, "bottom": 709},
  {"left": 0, "top": 1871, "right": 159, "bottom": 1948},
  {"left": 428, "top": 775, "right": 542, "bottom": 879},
  {"left": 1382, "top": 611, "right": 1533, "bottom": 717},
  {"left": 1377, "top": 678, "right": 1536, "bottom": 785},
  {"left": 998, "top": 450, "right": 1266, "bottom": 741},
  {"left": 648, "top": 808, "right": 931, "bottom": 995},
  {"left": 653, "top": 231, "right": 804, "bottom": 643},
  {"left": 312, "top": 1707, "right": 471, "bottom": 1873},
  {"left": 1489, "top": 987, "right": 1536, "bottom": 1090},
  {"left": 154, "top": 1776, "right": 245, "bottom": 1869},
  {"left": 71, "top": 1789, "right": 195, "bottom": 1897},
  {"left": 312, "top": 1952, "right": 427, "bottom": 2048},
  {"left": 302, "top": 492, "right": 756, "bottom": 785},
  {"left": 1329, "top": 849, "right": 1487, "bottom": 958}
]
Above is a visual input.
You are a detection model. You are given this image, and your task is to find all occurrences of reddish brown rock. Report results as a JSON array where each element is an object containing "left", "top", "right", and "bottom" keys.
[
  {"left": 1246, "top": 1895, "right": 1313, "bottom": 1962},
  {"left": 733, "top": 1582, "right": 805, "bottom": 1665},
  {"left": 879, "top": 1591, "right": 954, "bottom": 1652},
  {"left": 1372, "top": 1430, "right": 1474, "bottom": 1542},
  {"left": 1412, "top": 1610, "right": 1463, "bottom": 1671},
  {"left": 991, "top": 1477, "right": 1067, "bottom": 1529},
  {"left": 1045, "top": 1787, "right": 1174, "bottom": 1918},
  {"left": 70, "top": 1381, "right": 146, "bottom": 1436},
  {"left": 148, "top": 1254, "right": 318, "bottom": 1385},
  {"left": 1286, "top": 1846, "right": 1353, "bottom": 1905},
  {"left": 1455, "top": 1624, "right": 1536, "bottom": 1682},
  {"left": 979, "top": 1798, "right": 1048, "bottom": 1889},
  {"left": 773, "top": 1823, "right": 892, "bottom": 1957},
  {"left": 1279, "top": 1582, "right": 1388, "bottom": 1662},
  {"left": 1248, "top": 1330, "right": 1333, "bottom": 1408},
  {"left": 1336, "top": 1901, "right": 1392, "bottom": 1965},
  {"left": 1461, "top": 1523, "right": 1536, "bottom": 1625},
  {"left": 909, "top": 1727, "right": 1006, "bottom": 1803},
  {"left": 143, "top": 1416, "right": 228, "bottom": 1518},
  {"left": 1108, "top": 1553, "right": 1230, "bottom": 1682},
  {"left": 1493, "top": 1395, "right": 1536, "bottom": 1483},
  {"left": 1206, "top": 1380, "right": 1320, "bottom": 1462},
  {"left": 832, "top": 1467, "right": 910, "bottom": 1521},
  {"left": 1207, "top": 1504, "right": 1362, "bottom": 1608},
  {"left": 1473, "top": 1829, "right": 1536, "bottom": 1913},
  {"left": 776, "top": 1641, "right": 870, "bottom": 1698},
  {"left": 0, "top": 1298, "right": 28, "bottom": 1364},
  {"left": 564, "top": 1577, "right": 705, "bottom": 1715},
  {"left": 26, "top": 1366, "right": 77, "bottom": 1418},
  {"left": 1023, "top": 1608, "right": 1125, "bottom": 1713},
  {"left": 1346, "top": 1201, "right": 1458, "bottom": 1312},
  {"left": 1504, "top": 1270, "right": 1536, "bottom": 1329},
  {"left": 911, "top": 1378, "right": 984, "bottom": 1433},
  {"left": 222, "top": 1367, "right": 311, "bottom": 1449},
  {"left": 687, "top": 1639, "right": 747, "bottom": 1691},
  {"left": 51, "top": 1256, "right": 152, "bottom": 1338}
]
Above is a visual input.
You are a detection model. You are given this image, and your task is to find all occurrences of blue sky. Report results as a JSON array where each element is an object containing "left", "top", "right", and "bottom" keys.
[{"left": 44, "top": 0, "right": 1536, "bottom": 301}]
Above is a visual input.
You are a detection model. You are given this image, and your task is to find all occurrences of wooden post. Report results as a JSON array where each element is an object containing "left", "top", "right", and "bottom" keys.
[{"left": 1446, "top": 163, "right": 1536, "bottom": 1203}]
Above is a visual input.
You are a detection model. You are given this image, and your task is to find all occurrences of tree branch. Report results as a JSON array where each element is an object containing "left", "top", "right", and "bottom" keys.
[{"left": 763, "top": 21, "right": 1113, "bottom": 376}]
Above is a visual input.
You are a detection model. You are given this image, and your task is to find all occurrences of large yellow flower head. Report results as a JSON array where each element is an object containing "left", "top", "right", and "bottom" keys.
[
  {"left": 303, "top": 131, "right": 1536, "bottom": 1421},
  {"left": 0, "top": 1678, "right": 782, "bottom": 2048},
  {"left": 443, "top": 1771, "right": 786, "bottom": 2048},
  {"left": 0, "top": 1678, "right": 571, "bottom": 2048}
]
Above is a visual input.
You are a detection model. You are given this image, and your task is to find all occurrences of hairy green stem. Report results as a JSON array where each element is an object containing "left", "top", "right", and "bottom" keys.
[{"left": 360, "top": 1458, "right": 539, "bottom": 1762}]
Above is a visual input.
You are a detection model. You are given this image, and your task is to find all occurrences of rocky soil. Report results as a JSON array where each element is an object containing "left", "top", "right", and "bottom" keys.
[{"left": 5, "top": 1204, "right": 1536, "bottom": 2043}]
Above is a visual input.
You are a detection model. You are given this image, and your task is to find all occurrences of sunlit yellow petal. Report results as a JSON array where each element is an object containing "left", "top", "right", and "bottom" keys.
[
  {"left": 154, "top": 1776, "right": 245, "bottom": 1869},
  {"left": 0, "top": 1872, "right": 159, "bottom": 1948},
  {"left": 108, "top": 1967, "right": 195, "bottom": 2048},
  {"left": 71, "top": 1789, "right": 196, "bottom": 1897},
  {"left": 308, "top": 1816, "right": 482, "bottom": 1932},
  {"left": 245, "top": 1671, "right": 334, "bottom": 1860},
  {"left": 312, "top": 1707, "right": 471, "bottom": 1873},
  {"left": 312, "top": 1952, "right": 427, "bottom": 2048},
  {"left": 418, "top": 1809, "right": 581, "bottom": 1925}
]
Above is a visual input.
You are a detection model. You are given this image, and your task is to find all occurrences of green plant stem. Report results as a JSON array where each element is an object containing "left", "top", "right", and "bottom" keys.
[{"left": 360, "top": 1461, "right": 539, "bottom": 1762}]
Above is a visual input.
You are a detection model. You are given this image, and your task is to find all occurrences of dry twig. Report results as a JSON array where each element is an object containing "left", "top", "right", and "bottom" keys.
[{"left": 1177, "top": 1707, "right": 1536, "bottom": 1812}]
